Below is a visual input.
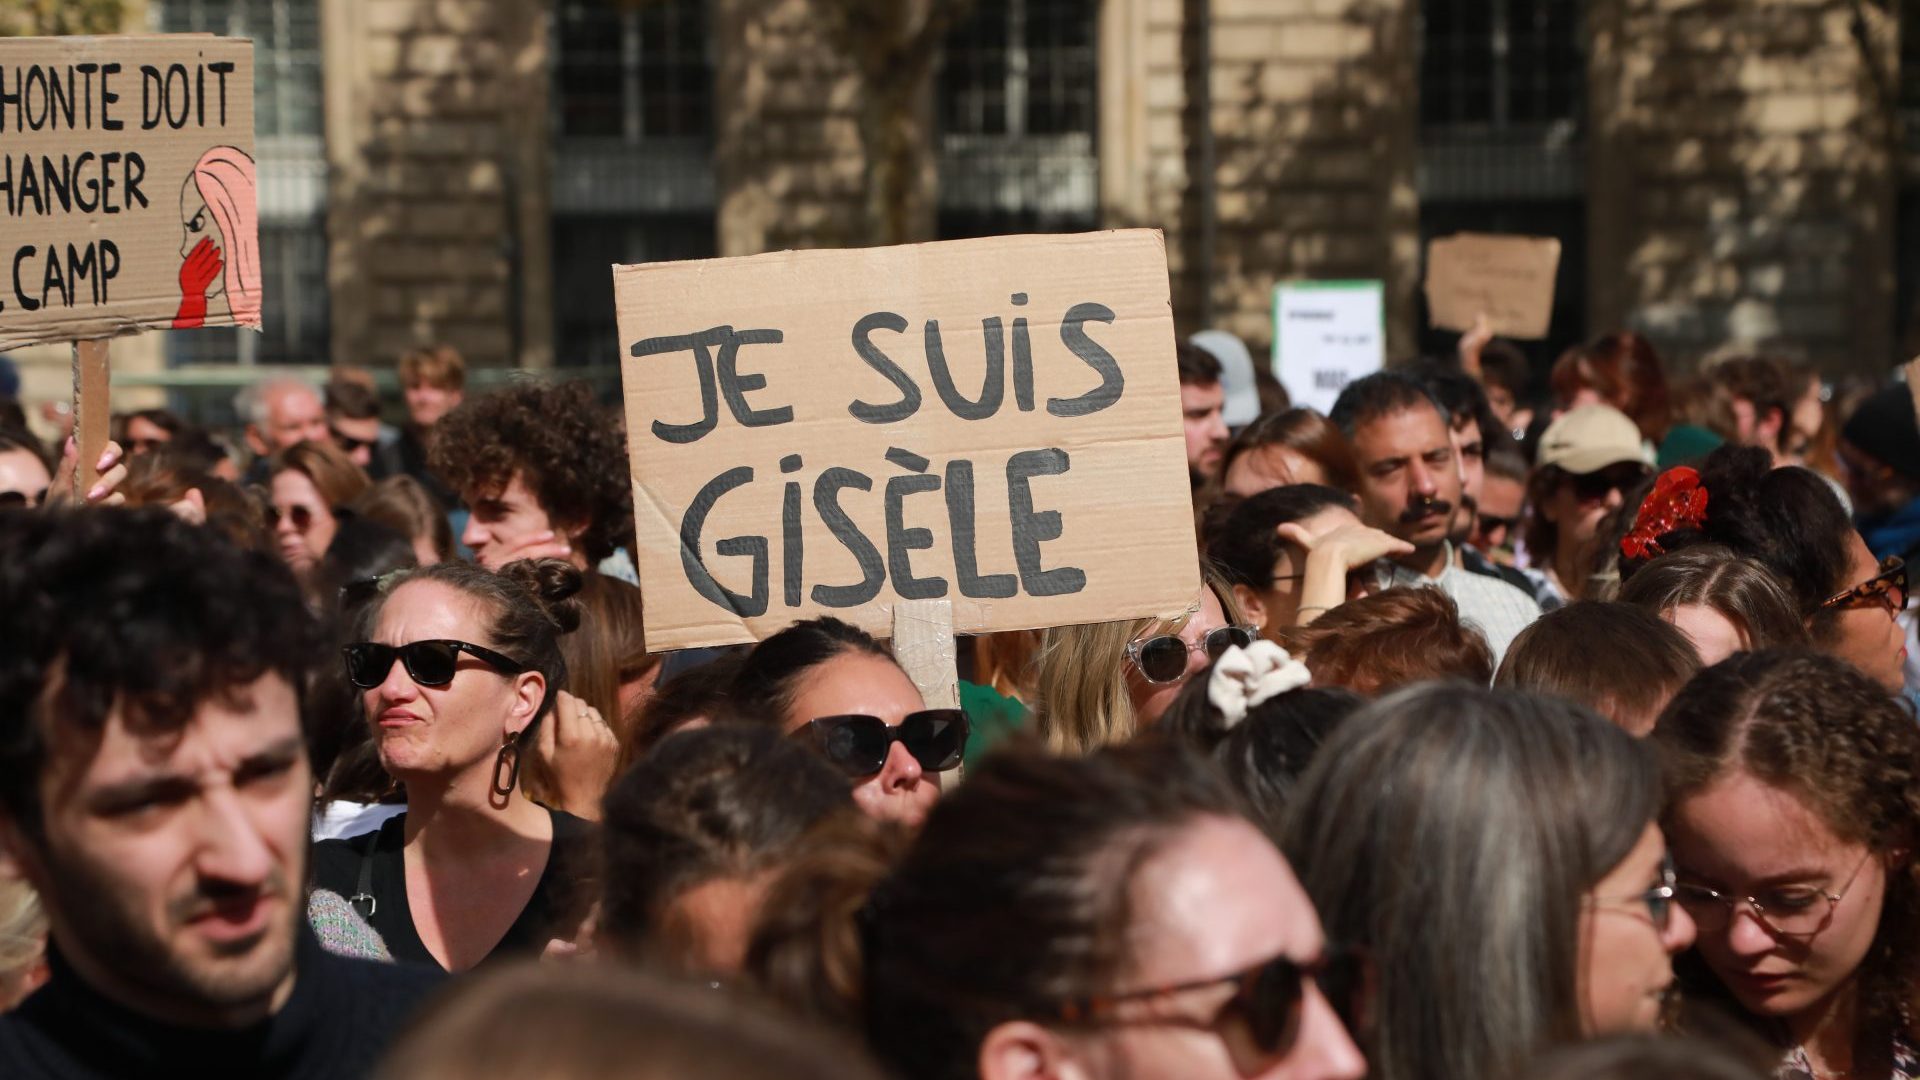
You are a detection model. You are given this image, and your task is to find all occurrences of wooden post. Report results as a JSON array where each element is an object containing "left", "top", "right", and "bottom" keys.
[
  {"left": 892, "top": 599, "right": 962, "bottom": 780},
  {"left": 71, "top": 339, "right": 111, "bottom": 499}
]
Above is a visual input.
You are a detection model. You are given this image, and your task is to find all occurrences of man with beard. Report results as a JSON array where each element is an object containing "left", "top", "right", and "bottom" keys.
[
  {"left": 1411, "top": 361, "right": 1538, "bottom": 597},
  {"left": 0, "top": 508, "right": 439, "bottom": 1078},
  {"left": 1330, "top": 371, "right": 1541, "bottom": 662}
]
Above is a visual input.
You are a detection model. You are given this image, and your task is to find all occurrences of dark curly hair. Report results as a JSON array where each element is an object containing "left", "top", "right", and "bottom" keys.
[
  {"left": 0, "top": 507, "right": 322, "bottom": 837},
  {"left": 429, "top": 380, "right": 634, "bottom": 563},
  {"left": 1655, "top": 649, "right": 1920, "bottom": 1041}
]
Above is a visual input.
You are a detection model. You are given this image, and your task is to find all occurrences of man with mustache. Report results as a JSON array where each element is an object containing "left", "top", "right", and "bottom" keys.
[
  {"left": 1329, "top": 371, "right": 1541, "bottom": 663},
  {"left": 0, "top": 508, "right": 439, "bottom": 1078}
]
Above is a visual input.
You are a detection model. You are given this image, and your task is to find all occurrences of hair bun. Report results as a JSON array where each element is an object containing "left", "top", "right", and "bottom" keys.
[{"left": 499, "top": 558, "right": 585, "bottom": 634}]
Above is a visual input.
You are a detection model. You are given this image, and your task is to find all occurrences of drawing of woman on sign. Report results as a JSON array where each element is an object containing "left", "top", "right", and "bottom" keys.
[{"left": 173, "top": 146, "right": 262, "bottom": 330}]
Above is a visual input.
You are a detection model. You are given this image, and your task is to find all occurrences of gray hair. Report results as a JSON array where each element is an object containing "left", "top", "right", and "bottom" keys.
[
  {"left": 232, "top": 376, "right": 318, "bottom": 428},
  {"left": 1281, "top": 682, "right": 1660, "bottom": 1080}
]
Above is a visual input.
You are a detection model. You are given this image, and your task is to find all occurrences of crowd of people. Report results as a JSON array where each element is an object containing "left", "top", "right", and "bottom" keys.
[{"left": 0, "top": 325, "right": 1915, "bottom": 1080}]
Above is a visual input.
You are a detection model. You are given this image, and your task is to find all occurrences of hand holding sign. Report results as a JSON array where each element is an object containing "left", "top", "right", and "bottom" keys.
[{"left": 1424, "top": 233, "right": 1562, "bottom": 340}]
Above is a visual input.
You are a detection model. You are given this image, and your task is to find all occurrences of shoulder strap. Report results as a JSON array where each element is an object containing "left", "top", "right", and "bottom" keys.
[{"left": 347, "top": 821, "right": 383, "bottom": 919}]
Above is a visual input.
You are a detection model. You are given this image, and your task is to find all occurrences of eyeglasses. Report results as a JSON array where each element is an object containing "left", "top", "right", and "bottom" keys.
[
  {"left": 796, "top": 710, "right": 969, "bottom": 778},
  {"left": 1570, "top": 462, "right": 1653, "bottom": 504},
  {"left": 1126, "top": 625, "right": 1257, "bottom": 684},
  {"left": 1675, "top": 852, "right": 1873, "bottom": 937},
  {"left": 1589, "top": 856, "right": 1680, "bottom": 932},
  {"left": 1475, "top": 511, "right": 1523, "bottom": 537},
  {"left": 330, "top": 427, "right": 373, "bottom": 454},
  {"left": 1821, "top": 556, "right": 1907, "bottom": 617},
  {"left": 266, "top": 503, "right": 316, "bottom": 532},
  {"left": 0, "top": 487, "right": 48, "bottom": 509},
  {"left": 343, "top": 639, "right": 527, "bottom": 689},
  {"left": 1057, "top": 946, "right": 1370, "bottom": 1074}
]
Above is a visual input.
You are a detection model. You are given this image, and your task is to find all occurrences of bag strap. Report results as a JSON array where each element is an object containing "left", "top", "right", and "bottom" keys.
[{"left": 347, "top": 822, "right": 381, "bottom": 919}]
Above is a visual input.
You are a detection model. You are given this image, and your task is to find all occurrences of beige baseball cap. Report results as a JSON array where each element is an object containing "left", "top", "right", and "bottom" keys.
[{"left": 1536, "top": 405, "right": 1653, "bottom": 474}]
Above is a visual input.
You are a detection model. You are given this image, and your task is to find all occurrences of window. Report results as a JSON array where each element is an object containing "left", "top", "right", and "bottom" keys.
[
  {"left": 1420, "top": 0, "right": 1581, "bottom": 133},
  {"left": 550, "top": 0, "right": 716, "bottom": 368},
  {"left": 937, "top": 0, "right": 1099, "bottom": 237},
  {"left": 153, "top": 0, "right": 329, "bottom": 366}
]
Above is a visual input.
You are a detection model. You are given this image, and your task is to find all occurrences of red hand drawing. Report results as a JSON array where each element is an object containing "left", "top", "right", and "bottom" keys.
[{"left": 172, "top": 237, "right": 223, "bottom": 329}]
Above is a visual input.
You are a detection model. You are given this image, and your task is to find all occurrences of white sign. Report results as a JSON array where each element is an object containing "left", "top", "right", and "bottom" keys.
[{"left": 1271, "top": 281, "right": 1385, "bottom": 415}]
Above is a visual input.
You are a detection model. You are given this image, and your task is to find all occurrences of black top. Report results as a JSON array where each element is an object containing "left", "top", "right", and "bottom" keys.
[
  {"left": 0, "top": 925, "right": 441, "bottom": 1080},
  {"left": 310, "top": 808, "right": 595, "bottom": 971}
]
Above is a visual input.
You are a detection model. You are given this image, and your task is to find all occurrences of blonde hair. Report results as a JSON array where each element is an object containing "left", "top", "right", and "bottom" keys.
[
  {"left": 0, "top": 876, "right": 46, "bottom": 981},
  {"left": 1031, "top": 569, "right": 1244, "bottom": 755}
]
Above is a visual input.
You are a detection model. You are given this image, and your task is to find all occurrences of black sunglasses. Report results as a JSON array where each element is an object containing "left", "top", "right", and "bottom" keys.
[
  {"left": 1126, "top": 625, "right": 1257, "bottom": 684},
  {"left": 1059, "top": 946, "right": 1371, "bottom": 1073},
  {"left": 0, "top": 487, "right": 48, "bottom": 509},
  {"left": 330, "top": 426, "right": 373, "bottom": 454},
  {"left": 1475, "top": 511, "right": 1522, "bottom": 536},
  {"left": 1570, "top": 462, "right": 1652, "bottom": 503},
  {"left": 797, "top": 710, "right": 969, "bottom": 778},
  {"left": 343, "top": 639, "right": 527, "bottom": 689}
]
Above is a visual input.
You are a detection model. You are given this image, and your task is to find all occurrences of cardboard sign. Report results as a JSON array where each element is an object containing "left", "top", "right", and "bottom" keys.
[
  {"left": 1272, "top": 280, "right": 1384, "bottom": 415},
  {"left": 0, "top": 36, "right": 257, "bottom": 350},
  {"left": 1424, "top": 232, "right": 1561, "bottom": 340},
  {"left": 614, "top": 229, "right": 1202, "bottom": 651}
]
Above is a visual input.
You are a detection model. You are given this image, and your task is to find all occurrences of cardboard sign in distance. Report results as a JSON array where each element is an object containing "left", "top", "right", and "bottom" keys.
[
  {"left": 1424, "top": 232, "right": 1562, "bottom": 341},
  {"left": 613, "top": 229, "right": 1203, "bottom": 651},
  {"left": 0, "top": 35, "right": 258, "bottom": 350},
  {"left": 1271, "top": 280, "right": 1385, "bottom": 416}
]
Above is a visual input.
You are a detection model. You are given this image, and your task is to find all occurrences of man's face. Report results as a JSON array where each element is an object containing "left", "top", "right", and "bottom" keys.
[
  {"left": 461, "top": 470, "right": 566, "bottom": 570},
  {"left": 1446, "top": 416, "right": 1485, "bottom": 545},
  {"left": 256, "top": 386, "right": 327, "bottom": 454},
  {"left": 1472, "top": 473, "right": 1526, "bottom": 558},
  {"left": 1349, "top": 404, "right": 1459, "bottom": 549},
  {"left": 405, "top": 381, "right": 462, "bottom": 430},
  {"left": 328, "top": 413, "right": 381, "bottom": 469},
  {"left": 7, "top": 673, "right": 310, "bottom": 1028},
  {"left": 1181, "top": 381, "right": 1229, "bottom": 483}
]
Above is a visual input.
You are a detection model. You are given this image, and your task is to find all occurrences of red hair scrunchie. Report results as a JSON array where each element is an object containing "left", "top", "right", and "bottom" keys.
[{"left": 1620, "top": 466, "right": 1709, "bottom": 561}]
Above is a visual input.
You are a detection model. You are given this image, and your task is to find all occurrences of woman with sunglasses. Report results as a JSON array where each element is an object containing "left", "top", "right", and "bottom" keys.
[
  {"left": 1619, "top": 446, "right": 1907, "bottom": 693},
  {"left": 1655, "top": 650, "right": 1920, "bottom": 1080},
  {"left": 749, "top": 741, "right": 1366, "bottom": 1080},
  {"left": 1032, "top": 568, "right": 1254, "bottom": 755},
  {"left": 1524, "top": 405, "right": 1656, "bottom": 607},
  {"left": 1283, "top": 684, "right": 1696, "bottom": 1080},
  {"left": 729, "top": 616, "right": 967, "bottom": 830},
  {"left": 310, "top": 559, "right": 596, "bottom": 971},
  {"left": 266, "top": 439, "right": 369, "bottom": 593}
]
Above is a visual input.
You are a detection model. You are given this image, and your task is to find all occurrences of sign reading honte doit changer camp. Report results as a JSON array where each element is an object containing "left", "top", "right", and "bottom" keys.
[
  {"left": 0, "top": 35, "right": 257, "bottom": 350},
  {"left": 614, "top": 229, "right": 1203, "bottom": 651}
]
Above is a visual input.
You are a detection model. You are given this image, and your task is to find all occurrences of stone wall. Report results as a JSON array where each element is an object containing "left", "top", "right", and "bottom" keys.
[
  {"left": 323, "top": 0, "right": 552, "bottom": 370},
  {"left": 1587, "top": 0, "right": 1897, "bottom": 374}
]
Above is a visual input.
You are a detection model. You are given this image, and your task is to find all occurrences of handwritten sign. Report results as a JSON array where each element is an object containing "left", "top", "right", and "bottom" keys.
[
  {"left": 1272, "top": 280, "right": 1385, "bottom": 415},
  {"left": 1424, "top": 232, "right": 1561, "bottom": 340},
  {"left": 0, "top": 35, "right": 257, "bottom": 350},
  {"left": 614, "top": 229, "right": 1202, "bottom": 651}
]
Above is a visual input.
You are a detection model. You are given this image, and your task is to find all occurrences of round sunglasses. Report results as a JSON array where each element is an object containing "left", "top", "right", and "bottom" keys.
[
  {"left": 1057, "top": 946, "right": 1371, "bottom": 1074},
  {"left": 1126, "top": 625, "right": 1257, "bottom": 684},
  {"left": 796, "top": 710, "right": 969, "bottom": 778},
  {"left": 343, "top": 639, "right": 527, "bottom": 689}
]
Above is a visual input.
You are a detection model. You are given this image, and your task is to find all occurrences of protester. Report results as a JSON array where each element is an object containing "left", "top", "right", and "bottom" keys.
[
  {"left": 1839, "top": 383, "right": 1920, "bottom": 561},
  {"left": 1414, "top": 360, "right": 1540, "bottom": 596},
  {"left": 429, "top": 380, "right": 634, "bottom": 576},
  {"left": 1657, "top": 650, "right": 1920, "bottom": 1080},
  {"left": 267, "top": 440, "right": 372, "bottom": 590},
  {"left": 1284, "top": 684, "right": 1696, "bottom": 1080},
  {"left": 309, "top": 560, "right": 598, "bottom": 971},
  {"left": 1218, "top": 407, "right": 1361, "bottom": 498},
  {"left": 325, "top": 377, "right": 386, "bottom": 474},
  {"left": 0, "top": 428, "right": 52, "bottom": 508},
  {"left": 517, "top": 572, "right": 649, "bottom": 819},
  {"left": 1205, "top": 484, "right": 1408, "bottom": 638},
  {"left": 599, "top": 726, "right": 855, "bottom": 973},
  {"left": 1177, "top": 341, "right": 1231, "bottom": 490},
  {"left": 1550, "top": 331, "right": 1672, "bottom": 449},
  {"left": 1523, "top": 405, "right": 1655, "bottom": 607},
  {"left": 615, "top": 653, "right": 744, "bottom": 777},
  {"left": 0, "top": 508, "right": 440, "bottom": 1076},
  {"left": 1472, "top": 335, "right": 1535, "bottom": 440},
  {"left": 748, "top": 742, "right": 1367, "bottom": 1080},
  {"left": 1618, "top": 447, "right": 1906, "bottom": 691},
  {"left": 374, "top": 963, "right": 887, "bottom": 1080},
  {"left": 1281, "top": 586, "right": 1495, "bottom": 694},
  {"left": 1494, "top": 601, "right": 1700, "bottom": 735},
  {"left": 236, "top": 376, "right": 328, "bottom": 474},
  {"left": 1190, "top": 329, "right": 1263, "bottom": 432},
  {"left": 1616, "top": 545, "right": 1809, "bottom": 664},
  {"left": 1698, "top": 356, "right": 1797, "bottom": 464},
  {"left": 1329, "top": 371, "right": 1539, "bottom": 661},
  {"left": 1032, "top": 570, "right": 1250, "bottom": 752},
  {"left": 1473, "top": 445, "right": 1529, "bottom": 561},
  {"left": 352, "top": 474, "right": 455, "bottom": 567},
  {"left": 728, "top": 617, "right": 963, "bottom": 828},
  {"left": 0, "top": 878, "right": 46, "bottom": 1012},
  {"left": 118, "top": 407, "right": 188, "bottom": 456}
]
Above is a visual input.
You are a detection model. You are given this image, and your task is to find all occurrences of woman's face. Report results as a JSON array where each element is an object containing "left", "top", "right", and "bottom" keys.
[
  {"left": 783, "top": 651, "right": 940, "bottom": 829},
  {"left": 1127, "top": 588, "right": 1231, "bottom": 726},
  {"left": 1543, "top": 471, "right": 1628, "bottom": 557},
  {"left": 177, "top": 176, "right": 227, "bottom": 295},
  {"left": 1821, "top": 532, "right": 1907, "bottom": 693},
  {"left": 1224, "top": 446, "right": 1328, "bottom": 498},
  {"left": 1665, "top": 603, "right": 1746, "bottom": 667},
  {"left": 1669, "top": 770, "right": 1887, "bottom": 1021},
  {"left": 1578, "top": 822, "right": 1697, "bottom": 1034},
  {"left": 1069, "top": 815, "right": 1365, "bottom": 1080},
  {"left": 363, "top": 580, "right": 535, "bottom": 783},
  {"left": 270, "top": 469, "right": 338, "bottom": 576}
]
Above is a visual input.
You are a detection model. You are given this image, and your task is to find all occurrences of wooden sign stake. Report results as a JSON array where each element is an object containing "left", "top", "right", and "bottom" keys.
[
  {"left": 893, "top": 599, "right": 962, "bottom": 780},
  {"left": 71, "top": 339, "right": 111, "bottom": 499}
]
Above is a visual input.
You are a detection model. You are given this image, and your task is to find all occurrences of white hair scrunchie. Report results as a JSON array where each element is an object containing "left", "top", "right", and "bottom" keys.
[{"left": 1206, "top": 641, "right": 1312, "bottom": 728}]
